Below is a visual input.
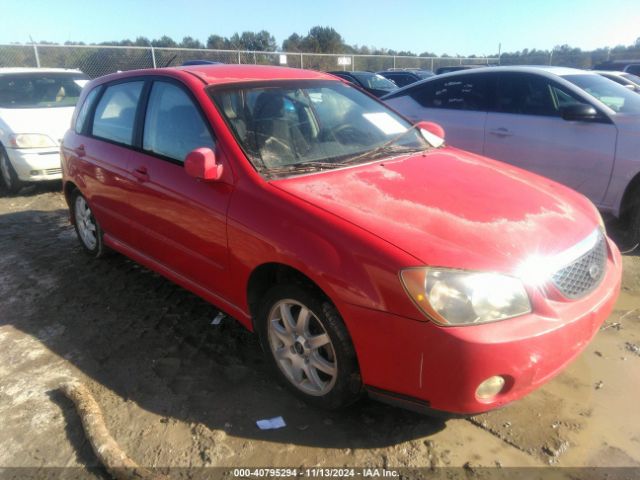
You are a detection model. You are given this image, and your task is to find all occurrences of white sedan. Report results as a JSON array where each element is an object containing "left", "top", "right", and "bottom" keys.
[
  {"left": 0, "top": 68, "right": 89, "bottom": 193},
  {"left": 382, "top": 66, "right": 640, "bottom": 241}
]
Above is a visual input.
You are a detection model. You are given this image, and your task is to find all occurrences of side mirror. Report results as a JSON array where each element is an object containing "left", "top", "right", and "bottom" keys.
[
  {"left": 560, "top": 104, "right": 599, "bottom": 121},
  {"left": 416, "top": 120, "right": 445, "bottom": 147},
  {"left": 185, "top": 147, "right": 223, "bottom": 181}
]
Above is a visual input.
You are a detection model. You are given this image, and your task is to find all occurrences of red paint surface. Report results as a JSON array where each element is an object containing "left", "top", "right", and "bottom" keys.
[{"left": 62, "top": 65, "right": 622, "bottom": 413}]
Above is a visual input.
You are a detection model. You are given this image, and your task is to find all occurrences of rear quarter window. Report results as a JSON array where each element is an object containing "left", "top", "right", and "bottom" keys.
[
  {"left": 74, "top": 87, "right": 100, "bottom": 134},
  {"left": 409, "top": 75, "right": 488, "bottom": 111}
]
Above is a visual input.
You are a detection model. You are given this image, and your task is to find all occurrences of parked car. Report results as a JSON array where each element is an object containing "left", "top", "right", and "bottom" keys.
[
  {"left": 377, "top": 69, "right": 434, "bottom": 87},
  {"left": 182, "top": 60, "right": 223, "bottom": 66},
  {"left": 592, "top": 60, "right": 640, "bottom": 76},
  {"left": 0, "top": 68, "right": 89, "bottom": 193},
  {"left": 434, "top": 64, "right": 488, "bottom": 75},
  {"left": 327, "top": 70, "right": 398, "bottom": 97},
  {"left": 62, "top": 64, "right": 621, "bottom": 415},
  {"left": 593, "top": 70, "right": 640, "bottom": 92},
  {"left": 383, "top": 66, "right": 640, "bottom": 242}
]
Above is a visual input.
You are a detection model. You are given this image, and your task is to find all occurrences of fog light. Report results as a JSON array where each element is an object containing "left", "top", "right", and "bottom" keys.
[{"left": 476, "top": 376, "right": 505, "bottom": 399}]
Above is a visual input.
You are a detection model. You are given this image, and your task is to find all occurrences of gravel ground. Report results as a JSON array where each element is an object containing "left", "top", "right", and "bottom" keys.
[{"left": 1, "top": 183, "right": 639, "bottom": 479}]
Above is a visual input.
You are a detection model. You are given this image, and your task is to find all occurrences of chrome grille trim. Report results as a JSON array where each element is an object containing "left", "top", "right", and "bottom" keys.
[{"left": 551, "top": 229, "right": 607, "bottom": 299}]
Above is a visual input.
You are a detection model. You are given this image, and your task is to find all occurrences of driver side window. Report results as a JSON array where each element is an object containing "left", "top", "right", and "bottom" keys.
[{"left": 143, "top": 81, "right": 215, "bottom": 163}]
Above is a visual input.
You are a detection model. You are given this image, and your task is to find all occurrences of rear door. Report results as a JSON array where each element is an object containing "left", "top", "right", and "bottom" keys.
[
  {"left": 125, "top": 79, "right": 235, "bottom": 298},
  {"left": 385, "top": 73, "right": 490, "bottom": 153},
  {"left": 65, "top": 80, "right": 145, "bottom": 247},
  {"left": 483, "top": 72, "right": 617, "bottom": 204}
]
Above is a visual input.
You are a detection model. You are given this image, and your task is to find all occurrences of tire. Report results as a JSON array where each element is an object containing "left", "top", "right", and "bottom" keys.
[
  {"left": 0, "top": 146, "right": 24, "bottom": 195},
  {"left": 71, "top": 190, "right": 106, "bottom": 258},
  {"left": 629, "top": 205, "right": 640, "bottom": 248},
  {"left": 256, "top": 284, "right": 363, "bottom": 409}
]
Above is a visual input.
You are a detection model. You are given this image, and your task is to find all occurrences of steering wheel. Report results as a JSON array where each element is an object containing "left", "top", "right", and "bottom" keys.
[{"left": 331, "top": 124, "right": 368, "bottom": 146}]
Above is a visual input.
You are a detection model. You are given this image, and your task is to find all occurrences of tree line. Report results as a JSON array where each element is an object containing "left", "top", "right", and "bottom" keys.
[{"left": 28, "top": 26, "right": 640, "bottom": 64}]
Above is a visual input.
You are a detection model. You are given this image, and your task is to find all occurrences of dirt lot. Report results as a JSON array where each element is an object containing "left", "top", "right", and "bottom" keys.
[{"left": 1, "top": 183, "right": 639, "bottom": 478}]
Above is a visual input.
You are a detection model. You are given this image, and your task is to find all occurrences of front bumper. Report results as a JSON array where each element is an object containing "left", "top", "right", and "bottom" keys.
[
  {"left": 342, "top": 237, "right": 622, "bottom": 415},
  {"left": 6, "top": 147, "right": 62, "bottom": 182}
]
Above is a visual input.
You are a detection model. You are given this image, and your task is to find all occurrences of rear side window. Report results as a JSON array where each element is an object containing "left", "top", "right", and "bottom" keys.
[
  {"left": 143, "top": 81, "right": 215, "bottom": 163},
  {"left": 91, "top": 81, "right": 144, "bottom": 146},
  {"left": 74, "top": 87, "right": 100, "bottom": 134},
  {"left": 409, "top": 75, "right": 488, "bottom": 111}
]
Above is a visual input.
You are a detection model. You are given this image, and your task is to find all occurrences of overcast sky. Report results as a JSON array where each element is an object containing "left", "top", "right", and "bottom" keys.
[{"left": 2, "top": 0, "right": 639, "bottom": 55}]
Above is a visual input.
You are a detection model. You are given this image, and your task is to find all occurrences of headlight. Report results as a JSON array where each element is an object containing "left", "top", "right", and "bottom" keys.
[
  {"left": 9, "top": 133, "right": 57, "bottom": 149},
  {"left": 400, "top": 268, "right": 531, "bottom": 326}
]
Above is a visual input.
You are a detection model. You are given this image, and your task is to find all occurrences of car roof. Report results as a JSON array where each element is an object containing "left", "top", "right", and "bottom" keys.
[
  {"left": 381, "top": 65, "right": 601, "bottom": 100},
  {"left": 328, "top": 70, "right": 380, "bottom": 76},
  {"left": 0, "top": 67, "right": 85, "bottom": 75},
  {"left": 378, "top": 70, "right": 419, "bottom": 75},
  {"left": 179, "top": 64, "right": 335, "bottom": 85},
  {"left": 592, "top": 70, "right": 626, "bottom": 76},
  {"left": 89, "top": 64, "right": 338, "bottom": 88},
  {"left": 431, "top": 65, "right": 596, "bottom": 78}
]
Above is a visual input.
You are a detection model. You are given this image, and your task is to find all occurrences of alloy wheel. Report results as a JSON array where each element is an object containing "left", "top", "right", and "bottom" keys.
[
  {"left": 267, "top": 299, "right": 338, "bottom": 396},
  {"left": 74, "top": 196, "right": 97, "bottom": 251}
]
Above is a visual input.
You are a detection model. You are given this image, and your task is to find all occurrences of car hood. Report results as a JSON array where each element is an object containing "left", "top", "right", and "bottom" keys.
[
  {"left": 0, "top": 106, "right": 75, "bottom": 145},
  {"left": 271, "top": 147, "right": 599, "bottom": 275}
]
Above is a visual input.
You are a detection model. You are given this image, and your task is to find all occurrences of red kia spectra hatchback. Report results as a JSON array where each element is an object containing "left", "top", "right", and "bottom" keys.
[{"left": 61, "top": 65, "right": 621, "bottom": 415}]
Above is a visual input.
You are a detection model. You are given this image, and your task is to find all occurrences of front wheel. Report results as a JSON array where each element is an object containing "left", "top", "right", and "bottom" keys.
[
  {"left": 0, "top": 146, "right": 24, "bottom": 195},
  {"left": 256, "top": 284, "right": 362, "bottom": 409}
]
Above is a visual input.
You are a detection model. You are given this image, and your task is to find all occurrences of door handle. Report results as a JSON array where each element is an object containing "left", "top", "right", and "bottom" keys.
[
  {"left": 132, "top": 166, "right": 149, "bottom": 182},
  {"left": 489, "top": 128, "right": 513, "bottom": 138},
  {"left": 73, "top": 145, "right": 86, "bottom": 157}
]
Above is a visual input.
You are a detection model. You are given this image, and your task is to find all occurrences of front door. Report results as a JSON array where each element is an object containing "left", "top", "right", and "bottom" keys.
[
  {"left": 483, "top": 73, "right": 617, "bottom": 205},
  {"left": 126, "top": 80, "right": 234, "bottom": 299}
]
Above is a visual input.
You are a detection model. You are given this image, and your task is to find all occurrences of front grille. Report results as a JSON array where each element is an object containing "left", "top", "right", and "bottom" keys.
[
  {"left": 551, "top": 231, "right": 607, "bottom": 299},
  {"left": 44, "top": 168, "right": 62, "bottom": 175}
]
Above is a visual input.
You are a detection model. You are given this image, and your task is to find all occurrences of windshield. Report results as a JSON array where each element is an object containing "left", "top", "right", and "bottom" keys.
[
  {"left": 209, "top": 80, "right": 428, "bottom": 178},
  {"left": 563, "top": 74, "right": 640, "bottom": 114},
  {"left": 0, "top": 72, "right": 88, "bottom": 109},
  {"left": 352, "top": 73, "right": 398, "bottom": 91}
]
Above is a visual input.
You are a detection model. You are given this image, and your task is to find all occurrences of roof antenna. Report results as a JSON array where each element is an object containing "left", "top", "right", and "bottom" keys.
[{"left": 163, "top": 54, "right": 178, "bottom": 68}]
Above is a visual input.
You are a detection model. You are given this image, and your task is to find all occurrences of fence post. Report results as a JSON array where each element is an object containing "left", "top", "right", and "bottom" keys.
[
  {"left": 237, "top": 51, "right": 241, "bottom": 64},
  {"left": 430, "top": 58, "right": 434, "bottom": 70},
  {"left": 300, "top": 52, "right": 303, "bottom": 69},
  {"left": 150, "top": 46, "right": 157, "bottom": 68},
  {"left": 393, "top": 55, "right": 396, "bottom": 69},
  {"left": 352, "top": 56, "right": 355, "bottom": 71},
  {"left": 33, "top": 44, "right": 40, "bottom": 68}
]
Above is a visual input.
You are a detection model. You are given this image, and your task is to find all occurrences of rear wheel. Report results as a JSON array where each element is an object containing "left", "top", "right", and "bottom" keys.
[
  {"left": 256, "top": 284, "right": 362, "bottom": 409},
  {"left": 0, "top": 146, "right": 24, "bottom": 195},
  {"left": 72, "top": 190, "right": 106, "bottom": 257}
]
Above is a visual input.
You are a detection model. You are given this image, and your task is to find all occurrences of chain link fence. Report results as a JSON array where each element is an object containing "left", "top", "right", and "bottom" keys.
[
  {"left": 3, "top": 43, "right": 636, "bottom": 78},
  {"left": 0, "top": 43, "right": 500, "bottom": 78}
]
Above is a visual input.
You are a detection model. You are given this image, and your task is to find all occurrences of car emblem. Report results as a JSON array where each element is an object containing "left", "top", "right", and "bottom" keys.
[{"left": 588, "top": 263, "right": 600, "bottom": 280}]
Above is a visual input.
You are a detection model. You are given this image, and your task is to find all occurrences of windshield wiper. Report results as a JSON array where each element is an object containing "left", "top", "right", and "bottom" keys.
[
  {"left": 260, "top": 160, "right": 348, "bottom": 178},
  {"left": 342, "top": 123, "right": 427, "bottom": 166}
]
